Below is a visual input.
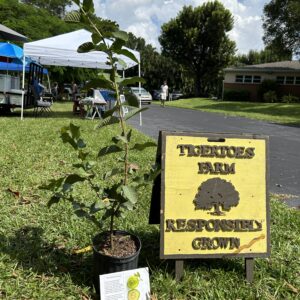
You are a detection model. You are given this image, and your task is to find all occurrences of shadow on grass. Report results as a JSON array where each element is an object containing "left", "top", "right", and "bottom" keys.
[
  {"left": 0, "top": 226, "right": 94, "bottom": 293},
  {"left": 0, "top": 110, "right": 84, "bottom": 119},
  {"left": 135, "top": 228, "right": 244, "bottom": 279}
]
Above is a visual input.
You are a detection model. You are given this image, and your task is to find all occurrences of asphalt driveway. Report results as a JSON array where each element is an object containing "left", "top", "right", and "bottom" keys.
[{"left": 128, "top": 104, "right": 300, "bottom": 207}]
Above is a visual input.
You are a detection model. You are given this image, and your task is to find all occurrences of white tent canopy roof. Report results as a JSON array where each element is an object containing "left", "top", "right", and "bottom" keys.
[{"left": 23, "top": 29, "right": 140, "bottom": 70}]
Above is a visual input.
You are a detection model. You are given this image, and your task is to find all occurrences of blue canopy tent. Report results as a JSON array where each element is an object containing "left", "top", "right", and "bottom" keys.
[
  {"left": 0, "top": 42, "right": 49, "bottom": 111},
  {"left": 0, "top": 61, "right": 48, "bottom": 74}
]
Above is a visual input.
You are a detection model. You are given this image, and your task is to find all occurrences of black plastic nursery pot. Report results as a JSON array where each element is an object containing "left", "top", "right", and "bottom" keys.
[{"left": 92, "top": 230, "right": 141, "bottom": 295}]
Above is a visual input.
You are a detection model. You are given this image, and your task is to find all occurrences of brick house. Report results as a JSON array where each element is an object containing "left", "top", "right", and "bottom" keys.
[{"left": 223, "top": 61, "right": 300, "bottom": 101}]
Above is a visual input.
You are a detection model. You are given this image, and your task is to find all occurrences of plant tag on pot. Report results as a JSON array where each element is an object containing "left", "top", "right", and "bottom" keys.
[{"left": 100, "top": 267, "right": 150, "bottom": 300}]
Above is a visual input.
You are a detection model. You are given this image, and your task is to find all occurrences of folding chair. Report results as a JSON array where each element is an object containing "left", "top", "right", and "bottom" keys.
[{"left": 31, "top": 85, "right": 52, "bottom": 117}]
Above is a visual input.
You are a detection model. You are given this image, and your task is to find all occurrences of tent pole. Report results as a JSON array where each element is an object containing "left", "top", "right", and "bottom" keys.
[
  {"left": 47, "top": 73, "right": 51, "bottom": 92},
  {"left": 138, "top": 63, "right": 142, "bottom": 126},
  {"left": 21, "top": 55, "right": 26, "bottom": 120}
]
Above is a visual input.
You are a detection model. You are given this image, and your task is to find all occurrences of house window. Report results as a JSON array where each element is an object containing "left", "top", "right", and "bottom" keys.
[
  {"left": 235, "top": 75, "right": 243, "bottom": 83},
  {"left": 253, "top": 76, "right": 261, "bottom": 83},
  {"left": 286, "top": 76, "right": 294, "bottom": 84},
  {"left": 276, "top": 76, "right": 284, "bottom": 84},
  {"left": 296, "top": 77, "right": 300, "bottom": 85},
  {"left": 244, "top": 75, "right": 252, "bottom": 83}
]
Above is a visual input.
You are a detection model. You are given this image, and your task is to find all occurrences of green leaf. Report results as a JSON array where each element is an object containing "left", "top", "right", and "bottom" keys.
[
  {"left": 103, "top": 168, "right": 121, "bottom": 180},
  {"left": 112, "top": 135, "right": 128, "bottom": 144},
  {"left": 127, "top": 129, "right": 132, "bottom": 143},
  {"left": 96, "top": 116, "right": 120, "bottom": 129},
  {"left": 102, "top": 105, "right": 119, "bottom": 118},
  {"left": 111, "top": 39, "right": 126, "bottom": 52},
  {"left": 112, "top": 30, "right": 129, "bottom": 42},
  {"left": 77, "top": 139, "right": 86, "bottom": 149},
  {"left": 95, "top": 43, "right": 108, "bottom": 52},
  {"left": 83, "top": 0, "right": 94, "bottom": 13},
  {"left": 90, "top": 200, "right": 105, "bottom": 214},
  {"left": 123, "top": 93, "right": 139, "bottom": 108},
  {"left": 124, "top": 107, "right": 148, "bottom": 121},
  {"left": 117, "top": 58, "right": 127, "bottom": 68},
  {"left": 91, "top": 33, "right": 101, "bottom": 44},
  {"left": 78, "top": 42, "right": 95, "bottom": 53},
  {"left": 122, "top": 201, "right": 134, "bottom": 210},
  {"left": 64, "top": 11, "right": 81, "bottom": 23},
  {"left": 84, "top": 78, "right": 114, "bottom": 91},
  {"left": 65, "top": 174, "right": 87, "bottom": 184},
  {"left": 131, "top": 141, "right": 157, "bottom": 151},
  {"left": 115, "top": 48, "right": 139, "bottom": 63},
  {"left": 121, "top": 185, "right": 138, "bottom": 204},
  {"left": 98, "top": 145, "right": 122, "bottom": 157},
  {"left": 120, "top": 76, "right": 145, "bottom": 86}
]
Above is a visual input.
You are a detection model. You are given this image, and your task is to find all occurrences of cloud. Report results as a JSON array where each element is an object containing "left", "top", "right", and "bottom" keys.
[{"left": 93, "top": 0, "right": 267, "bottom": 54}]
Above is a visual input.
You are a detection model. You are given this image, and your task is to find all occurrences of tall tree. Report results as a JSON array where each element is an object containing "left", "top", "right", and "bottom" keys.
[
  {"left": 125, "top": 33, "right": 183, "bottom": 92},
  {"left": 263, "top": 0, "right": 300, "bottom": 57},
  {"left": 159, "top": 1, "right": 235, "bottom": 96}
]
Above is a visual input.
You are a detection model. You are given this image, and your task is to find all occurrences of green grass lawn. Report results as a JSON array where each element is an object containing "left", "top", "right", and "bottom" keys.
[
  {"left": 164, "top": 98, "right": 300, "bottom": 126},
  {"left": 0, "top": 102, "right": 299, "bottom": 299}
]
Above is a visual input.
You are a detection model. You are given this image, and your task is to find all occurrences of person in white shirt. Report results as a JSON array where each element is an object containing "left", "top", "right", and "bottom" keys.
[{"left": 160, "top": 81, "right": 168, "bottom": 107}]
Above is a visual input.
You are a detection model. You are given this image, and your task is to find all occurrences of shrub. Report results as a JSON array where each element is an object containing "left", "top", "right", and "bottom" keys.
[
  {"left": 223, "top": 89, "right": 250, "bottom": 101},
  {"left": 281, "top": 94, "right": 300, "bottom": 103},
  {"left": 263, "top": 90, "right": 277, "bottom": 103},
  {"left": 258, "top": 79, "right": 278, "bottom": 101}
]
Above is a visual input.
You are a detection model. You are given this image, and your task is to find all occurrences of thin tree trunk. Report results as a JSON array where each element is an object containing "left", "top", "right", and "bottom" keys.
[{"left": 194, "top": 74, "right": 202, "bottom": 97}]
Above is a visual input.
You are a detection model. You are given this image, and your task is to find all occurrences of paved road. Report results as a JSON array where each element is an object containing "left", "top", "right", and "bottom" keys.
[{"left": 129, "top": 104, "right": 300, "bottom": 207}]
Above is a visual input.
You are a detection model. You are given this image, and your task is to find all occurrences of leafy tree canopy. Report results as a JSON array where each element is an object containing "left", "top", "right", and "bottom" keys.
[
  {"left": 159, "top": 1, "right": 236, "bottom": 96},
  {"left": 20, "top": 0, "right": 72, "bottom": 17},
  {"left": 125, "top": 33, "right": 183, "bottom": 92},
  {"left": 232, "top": 48, "right": 291, "bottom": 66},
  {"left": 263, "top": 0, "right": 300, "bottom": 57},
  {"left": 0, "top": 0, "right": 118, "bottom": 85}
]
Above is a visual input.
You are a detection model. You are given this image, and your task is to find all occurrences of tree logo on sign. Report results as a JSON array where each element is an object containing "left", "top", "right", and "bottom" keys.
[{"left": 193, "top": 178, "right": 239, "bottom": 216}]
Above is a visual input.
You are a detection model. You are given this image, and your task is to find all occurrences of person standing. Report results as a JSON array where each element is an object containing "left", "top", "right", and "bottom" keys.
[
  {"left": 160, "top": 80, "right": 168, "bottom": 107},
  {"left": 72, "top": 81, "right": 79, "bottom": 114},
  {"left": 72, "top": 81, "right": 84, "bottom": 116},
  {"left": 51, "top": 82, "right": 58, "bottom": 100}
]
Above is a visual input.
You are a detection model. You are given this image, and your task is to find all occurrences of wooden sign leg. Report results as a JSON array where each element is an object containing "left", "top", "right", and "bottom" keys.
[
  {"left": 245, "top": 258, "right": 254, "bottom": 283},
  {"left": 175, "top": 260, "right": 184, "bottom": 281}
]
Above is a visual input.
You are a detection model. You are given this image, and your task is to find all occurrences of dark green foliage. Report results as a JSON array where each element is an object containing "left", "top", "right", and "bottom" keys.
[
  {"left": 0, "top": 0, "right": 80, "bottom": 42},
  {"left": 263, "top": 0, "right": 300, "bottom": 57},
  {"left": 159, "top": 1, "right": 236, "bottom": 96},
  {"left": 282, "top": 94, "right": 300, "bottom": 103},
  {"left": 223, "top": 90, "right": 251, "bottom": 102},
  {"left": 21, "top": 0, "right": 72, "bottom": 17},
  {"left": 258, "top": 79, "right": 279, "bottom": 101},
  {"left": 124, "top": 33, "right": 183, "bottom": 92},
  {"left": 263, "top": 90, "right": 278, "bottom": 103},
  {"left": 232, "top": 49, "right": 291, "bottom": 66}
]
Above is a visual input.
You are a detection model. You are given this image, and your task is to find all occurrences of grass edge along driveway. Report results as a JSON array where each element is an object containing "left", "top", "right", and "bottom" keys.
[{"left": 164, "top": 98, "right": 300, "bottom": 126}]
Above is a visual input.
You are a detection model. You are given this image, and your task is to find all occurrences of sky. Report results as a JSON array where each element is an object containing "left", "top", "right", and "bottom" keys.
[{"left": 89, "top": 0, "right": 268, "bottom": 54}]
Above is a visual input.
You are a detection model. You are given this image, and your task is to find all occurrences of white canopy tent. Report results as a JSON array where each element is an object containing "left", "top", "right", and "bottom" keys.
[{"left": 21, "top": 29, "right": 142, "bottom": 123}]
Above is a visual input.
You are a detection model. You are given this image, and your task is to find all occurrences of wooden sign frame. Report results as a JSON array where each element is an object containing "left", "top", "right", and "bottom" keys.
[{"left": 160, "top": 131, "right": 270, "bottom": 262}]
